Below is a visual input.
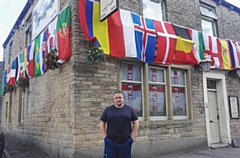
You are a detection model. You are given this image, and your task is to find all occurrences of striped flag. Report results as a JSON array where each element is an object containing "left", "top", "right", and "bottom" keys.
[
  {"left": 26, "top": 42, "right": 35, "bottom": 78},
  {"left": 218, "top": 38, "right": 232, "bottom": 70},
  {"left": 79, "top": 0, "right": 137, "bottom": 58},
  {"left": 153, "top": 21, "right": 176, "bottom": 64},
  {"left": 16, "top": 50, "right": 27, "bottom": 83},
  {"left": 172, "top": 24, "right": 196, "bottom": 65},
  {"left": 228, "top": 40, "right": 240, "bottom": 69},
  {"left": 8, "top": 57, "right": 18, "bottom": 86},
  {"left": 188, "top": 29, "right": 204, "bottom": 63}
]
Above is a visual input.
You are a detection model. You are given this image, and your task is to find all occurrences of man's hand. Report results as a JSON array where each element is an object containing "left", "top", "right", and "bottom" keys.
[{"left": 99, "top": 121, "right": 107, "bottom": 139}]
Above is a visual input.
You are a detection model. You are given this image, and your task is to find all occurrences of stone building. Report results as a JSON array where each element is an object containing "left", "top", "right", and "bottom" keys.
[
  {"left": 0, "top": 62, "right": 4, "bottom": 124},
  {"left": 1, "top": 0, "right": 240, "bottom": 157}
]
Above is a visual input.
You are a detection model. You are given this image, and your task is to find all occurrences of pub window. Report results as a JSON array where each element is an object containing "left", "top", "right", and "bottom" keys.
[
  {"left": 148, "top": 67, "right": 167, "bottom": 119},
  {"left": 5, "top": 102, "right": 8, "bottom": 120},
  {"left": 121, "top": 62, "right": 191, "bottom": 121},
  {"left": 9, "top": 92, "right": 12, "bottom": 123},
  {"left": 18, "top": 89, "right": 25, "bottom": 123},
  {"left": 200, "top": 4, "right": 217, "bottom": 36},
  {"left": 121, "top": 63, "right": 143, "bottom": 117},
  {"left": 171, "top": 69, "right": 188, "bottom": 119},
  {"left": 143, "top": 0, "right": 165, "bottom": 21}
]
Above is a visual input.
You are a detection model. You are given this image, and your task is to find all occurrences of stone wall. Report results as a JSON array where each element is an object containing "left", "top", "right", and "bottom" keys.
[
  {"left": 2, "top": 0, "right": 75, "bottom": 157},
  {"left": 0, "top": 62, "right": 3, "bottom": 125},
  {"left": 226, "top": 74, "right": 240, "bottom": 138}
]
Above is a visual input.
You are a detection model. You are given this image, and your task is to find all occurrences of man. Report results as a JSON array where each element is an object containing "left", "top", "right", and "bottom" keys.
[{"left": 100, "top": 90, "right": 139, "bottom": 158}]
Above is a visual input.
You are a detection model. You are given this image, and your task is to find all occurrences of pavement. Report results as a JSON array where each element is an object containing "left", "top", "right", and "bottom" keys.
[
  {"left": 152, "top": 146, "right": 240, "bottom": 158},
  {"left": 3, "top": 134, "right": 240, "bottom": 158},
  {"left": 4, "top": 135, "right": 52, "bottom": 158}
]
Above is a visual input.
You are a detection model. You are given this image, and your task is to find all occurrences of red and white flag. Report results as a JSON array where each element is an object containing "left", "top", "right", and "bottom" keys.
[
  {"left": 202, "top": 33, "right": 222, "bottom": 68},
  {"left": 153, "top": 21, "right": 176, "bottom": 64}
]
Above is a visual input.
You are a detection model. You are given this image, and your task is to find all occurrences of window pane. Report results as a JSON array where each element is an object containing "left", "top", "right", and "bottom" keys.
[
  {"left": 121, "top": 64, "right": 141, "bottom": 81},
  {"left": 143, "top": 0, "right": 163, "bottom": 21},
  {"left": 201, "top": 19, "right": 214, "bottom": 36},
  {"left": 200, "top": 6, "right": 217, "bottom": 19},
  {"left": 148, "top": 68, "right": 164, "bottom": 82},
  {"left": 122, "top": 83, "right": 142, "bottom": 117},
  {"left": 172, "top": 87, "right": 186, "bottom": 116},
  {"left": 171, "top": 70, "right": 185, "bottom": 86},
  {"left": 149, "top": 85, "right": 166, "bottom": 116},
  {"left": 207, "top": 80, "right": 216, "bottom": 89}
]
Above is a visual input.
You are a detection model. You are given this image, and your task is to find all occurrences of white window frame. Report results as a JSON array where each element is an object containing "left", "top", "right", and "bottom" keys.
[{"left": 200, "top": 4, "right": 217, "bottom": 36}]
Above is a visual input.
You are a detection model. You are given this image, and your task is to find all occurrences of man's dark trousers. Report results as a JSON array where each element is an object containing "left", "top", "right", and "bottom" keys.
[{"left": 104, "top": 137, "right": 133, "bottom": 158}]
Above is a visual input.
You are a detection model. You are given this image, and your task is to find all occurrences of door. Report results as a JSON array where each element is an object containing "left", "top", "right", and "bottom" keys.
[{"left": 208, "top": 91, "right": 220, "bottom": 143}]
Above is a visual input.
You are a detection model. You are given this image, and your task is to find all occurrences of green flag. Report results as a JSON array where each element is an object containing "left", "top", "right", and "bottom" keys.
[
  {"left": 0, "top": 70, "right": 6, "bottom": 96},
  {"left": 34, "top": 36, "right": 41, "bottom": 77}
]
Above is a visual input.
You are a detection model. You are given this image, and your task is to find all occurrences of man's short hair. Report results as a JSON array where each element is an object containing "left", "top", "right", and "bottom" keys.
[{"left": 113, "top": 90, "right": 123, "bottom": 95}]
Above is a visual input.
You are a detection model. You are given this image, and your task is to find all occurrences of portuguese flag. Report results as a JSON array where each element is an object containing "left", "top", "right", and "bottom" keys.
[{"left": 57, "top": 6, "right": 71, "bottom": 60}]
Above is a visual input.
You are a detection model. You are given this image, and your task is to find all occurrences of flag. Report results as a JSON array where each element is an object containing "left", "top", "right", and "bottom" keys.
[
  {"left": 153, "top": 20, "right": 176, "bottom": 64},
  {"left": 202, "top": 33, "right": 222, "bottom": 68},
  {"left": 8, "top": 56, "right": 18, "bottom": 86},
  {"left": 228, "top": 40, "right": 240, "bottom": 69},
  {"left": 34, "top": 35, "right": 46, "bottom": 77},
  {"left": 47, "top": 17, "right": 58, "bottom": 53},
  {"left": 0, "top": 70, "right": 7, "bottom": 95},
  {"left": 57, "top": 6, "right": 71, "bottom": 60},
  {"left": 16, "top": 50, "right": 27, "bottom": 82},
  {"left": 79, "top": 0, "right": 137, "bottom": 57},
  {"left": 188, "top": 29, "right": 204, "bottom": 62},
  {"left": 40, "top": 29, "right": 49, "bottom": 73},
  {"left": 172, "top": 24, "right": 195, "bottom": 65},
  {"left": 218, "top": 38, "right": 232, "bottom": 70},
  {"left": 132, "top": 13, "right": 157, "bottom": 62},
  {"left": 6, "top": 65, "right": 10, "bottom": 84},
  {"left": 79, "top": 0, "right": 96, "bottom": 41},
  {"left": 26, "top": 42, "right": 35, "bottom": 78}
]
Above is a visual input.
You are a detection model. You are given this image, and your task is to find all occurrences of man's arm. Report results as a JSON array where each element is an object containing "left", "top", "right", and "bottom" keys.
[
  {"left": 131, "top": 120, "right": 139, "bottom": 140},
  {"left": 99, "top": 121, "right": 107, "bottom": 139}
]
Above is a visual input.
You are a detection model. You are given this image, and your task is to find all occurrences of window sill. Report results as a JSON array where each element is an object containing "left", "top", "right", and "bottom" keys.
[{"left": 139, "top": 119, "right": 194, "bottom": 127}]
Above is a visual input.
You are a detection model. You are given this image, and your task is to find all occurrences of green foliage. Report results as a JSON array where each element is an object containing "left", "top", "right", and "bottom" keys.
[
  {"left": 86, "top": 47, "right": 105, "bottom": 64},
  {"left": 44, "top": 49, "right": 60, "bottom": 70}
]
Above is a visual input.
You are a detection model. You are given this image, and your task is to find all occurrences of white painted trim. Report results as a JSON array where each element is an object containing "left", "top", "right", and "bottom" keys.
[{"left": 203, "top": 70, "right": 231, "bottom": 146}]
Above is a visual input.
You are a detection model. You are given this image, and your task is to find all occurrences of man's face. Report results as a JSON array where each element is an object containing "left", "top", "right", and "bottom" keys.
[{"left": 114, "top": 93, "right": 124, "bottom": 107}]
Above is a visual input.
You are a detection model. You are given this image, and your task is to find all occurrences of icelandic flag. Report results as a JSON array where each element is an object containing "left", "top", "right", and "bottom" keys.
[{"left": 131, "top": 13, "right": 157, "bottom": 62}]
